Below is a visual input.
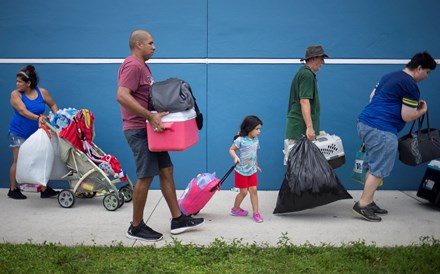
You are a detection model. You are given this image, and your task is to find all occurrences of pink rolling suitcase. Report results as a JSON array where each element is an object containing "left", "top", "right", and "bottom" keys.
[{"left": 178, "top": 165, "right": 235, "bottom": 216}]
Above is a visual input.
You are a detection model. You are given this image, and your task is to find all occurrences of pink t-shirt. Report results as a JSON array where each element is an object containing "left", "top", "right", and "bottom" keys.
[{"left": 118, "top": 55, "right": 153, "bottom": 130}]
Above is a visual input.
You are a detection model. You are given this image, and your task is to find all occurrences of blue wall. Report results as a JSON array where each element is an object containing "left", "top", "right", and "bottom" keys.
[{"left": 1, "top": 0, "right": 439, "bottom": 190}]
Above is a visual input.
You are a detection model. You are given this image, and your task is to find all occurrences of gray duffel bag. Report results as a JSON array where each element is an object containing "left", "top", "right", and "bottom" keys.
[{"left": 149, "top": 78, "right": 194, "bottom": 113}]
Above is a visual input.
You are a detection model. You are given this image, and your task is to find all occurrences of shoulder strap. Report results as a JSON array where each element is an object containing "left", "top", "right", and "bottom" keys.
[{"left": 184, "top": 81, "right": 203, "bottom": 130}]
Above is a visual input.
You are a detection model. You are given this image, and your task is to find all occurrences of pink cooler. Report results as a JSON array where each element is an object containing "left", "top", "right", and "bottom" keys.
[{"left": 146, "top": 109, "right": 198, "bottom": 152}]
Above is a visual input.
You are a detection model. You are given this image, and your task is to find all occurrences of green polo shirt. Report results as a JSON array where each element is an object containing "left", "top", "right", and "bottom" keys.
[{"left": 285, "top": 65, "right": 320, "bottom": 140}]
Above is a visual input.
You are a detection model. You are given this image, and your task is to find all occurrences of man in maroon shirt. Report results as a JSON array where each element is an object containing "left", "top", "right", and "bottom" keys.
[{"left": 116, "top": 29, "right": 204, "bottom": 241}]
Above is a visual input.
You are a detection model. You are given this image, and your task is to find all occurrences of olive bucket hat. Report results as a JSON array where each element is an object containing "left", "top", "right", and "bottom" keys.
[{"left": 300, "top": 45, "right": 329, "bottom": 61}]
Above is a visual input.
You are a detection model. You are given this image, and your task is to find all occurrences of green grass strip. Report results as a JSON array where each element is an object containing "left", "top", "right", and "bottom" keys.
[{"left": 1, "top": 235, "right": 439, "bottom": 273}]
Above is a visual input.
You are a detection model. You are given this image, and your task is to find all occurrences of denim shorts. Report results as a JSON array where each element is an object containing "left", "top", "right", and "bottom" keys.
[
  {"left": 124, "top": 128, "right": 173, "bottom": 179},
  {"left": 357, "top": 121, "right": 398, "bottom": 178},
  {"left": 9, "top": 132, "right": 26, "bottom": 148}
]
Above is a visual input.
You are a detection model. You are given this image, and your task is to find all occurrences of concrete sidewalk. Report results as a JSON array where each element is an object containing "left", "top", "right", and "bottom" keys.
[{"left": 0, "top": 189, "right": 439, "bottom": 247}]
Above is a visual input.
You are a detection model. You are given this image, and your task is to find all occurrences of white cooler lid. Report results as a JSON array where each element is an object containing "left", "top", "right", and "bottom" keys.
[
  {"left": 428, "top": 160, "right": 440, "bottom": 170},
  {"left": 147, "top": 109, "right": 196, "bottom": 123}
]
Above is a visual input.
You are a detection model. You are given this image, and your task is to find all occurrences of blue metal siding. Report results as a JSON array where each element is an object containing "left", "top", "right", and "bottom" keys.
[{"left": 0, "top": 0, "right": 439, "bottom": 190}]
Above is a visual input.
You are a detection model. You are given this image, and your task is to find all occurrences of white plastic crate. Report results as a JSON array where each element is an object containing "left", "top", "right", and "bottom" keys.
[{"left": 314, "top": 131, "right": 346, "bottom": 168}]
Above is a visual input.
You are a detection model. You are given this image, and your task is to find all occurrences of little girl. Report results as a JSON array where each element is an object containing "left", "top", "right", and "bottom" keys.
[{"left": 229, "top": 115, "right": 263, "bottom": 223}]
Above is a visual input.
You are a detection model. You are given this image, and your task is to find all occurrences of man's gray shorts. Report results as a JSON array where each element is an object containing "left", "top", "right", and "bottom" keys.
[{"left": 124, "top": 128, "right": 173, "bottom": 179}]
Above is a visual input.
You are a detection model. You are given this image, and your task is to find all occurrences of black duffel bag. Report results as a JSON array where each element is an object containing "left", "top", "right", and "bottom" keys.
[{"left": 398, "top": 111, "right": 440, "bottom": 166}]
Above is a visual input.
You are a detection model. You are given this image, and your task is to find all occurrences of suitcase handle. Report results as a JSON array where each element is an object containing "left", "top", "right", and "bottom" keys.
[{"left": 209, "top": 164, "right": 236, "bottom": 192}]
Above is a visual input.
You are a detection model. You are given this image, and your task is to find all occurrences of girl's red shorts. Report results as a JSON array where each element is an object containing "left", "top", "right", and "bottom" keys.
[{"left": 234, "top": 171, "right": 258, "bottom": 188}]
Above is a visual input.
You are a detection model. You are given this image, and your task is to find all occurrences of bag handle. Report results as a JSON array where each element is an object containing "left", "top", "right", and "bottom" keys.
[
  {"left": 426, "top": 110, "right": 431, "bottom": 132},
  {"left": 424, "top": 111, "right": 439, "bottom": 143},
  {"left": 209, "top": 164, "right": 237, "bottom": 192},
  {"left": 417, "top": 111, "right": 432, "bottom": 137},
  {"left": 408, "top": 116, "right": 420, "bottom": 135},
  {"left": 408, "top": 110, "right": 430, "bottom": 136},
  {"left": 184, "top": 82, "right": 203, "bottom": 130},
  {"left": 39, "top": 118, "right": 52, "bottom": 139}
]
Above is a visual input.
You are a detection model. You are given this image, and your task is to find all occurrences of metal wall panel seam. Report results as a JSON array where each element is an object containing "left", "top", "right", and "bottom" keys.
[{"left": 3, "top": 58, "right": 439, "bottom": 65}]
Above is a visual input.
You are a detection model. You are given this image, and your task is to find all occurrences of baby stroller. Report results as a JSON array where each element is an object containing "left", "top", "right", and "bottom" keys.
[{"left": 44, "top": 108, "right": 134, "bottom": 211}]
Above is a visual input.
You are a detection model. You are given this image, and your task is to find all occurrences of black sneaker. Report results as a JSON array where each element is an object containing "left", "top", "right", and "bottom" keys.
[
  {"left": 368, "top": 201, "right": 388, "bottom": 214},
  {"left": 40, "top": 186, "right": 60, "bottom": 198},
  {"left": 8, "top": 188, "right": 27, "bottom": 199},
  {"left": 126, "top": 221, "right": 163, "bottom": 242},
  {"left": 352, "top": 202, "right": 382, "bottom": 222},
  {"left": 171, "top": 214, "right": 204, "bottom": 235}
]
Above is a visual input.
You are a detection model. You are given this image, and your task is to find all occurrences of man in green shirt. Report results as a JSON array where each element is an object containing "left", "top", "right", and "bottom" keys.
[{"left": 284, "top": 45, "right": 328, "bottom": 164}]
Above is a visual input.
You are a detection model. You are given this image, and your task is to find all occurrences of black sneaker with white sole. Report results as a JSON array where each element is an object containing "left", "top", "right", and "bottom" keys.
[
  {"left": 126, "top": 221, "right": 163, "bottom": 242},
  {"left": 40, "top": 186, "right": 60, "bottom": 198},
  {"left": 171, "top": 214, "right": 204, "bottom": 235},
  {"left": 7, "top": 188, "right": 27, "bottom": 199},
  {"left": 352, "top": 202, "right": 382, "bottom": 222},
  {"left": 368, "top": 201, "right": 388, "bottom": 214}
]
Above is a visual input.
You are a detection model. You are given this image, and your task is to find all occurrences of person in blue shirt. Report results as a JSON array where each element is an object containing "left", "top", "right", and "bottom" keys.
[
  {"left": 8, "top": 65, "right": 59, "bottom": 199},
  {"left": 229, "top": 115, "right": 264, "bottom": 223},
  {"left": 353, "top": 52, "right": 437, "bottom": 222}
]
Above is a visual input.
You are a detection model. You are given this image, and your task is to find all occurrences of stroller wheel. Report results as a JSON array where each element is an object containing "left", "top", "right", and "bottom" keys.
[
  {"left": 119, "top": 186, "right": 133, "bottom": 202},
  {"left": 58, "top": 190, "right": 76, "bottom": 208},
  {"left": 118, "top": 192, "right": 125, "bottom": 208},
  {"left": 83, "top": 192, "right": 96, "bottom": 198},
  {"left": 76, "top": 192, "right": 96, "bottom": 199},
  {"left": 103, "top": 193, "right": 119, "bottom": 211}
]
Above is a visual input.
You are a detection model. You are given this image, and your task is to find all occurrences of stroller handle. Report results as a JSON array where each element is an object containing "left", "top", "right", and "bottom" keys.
[{"left": 41, "top": 119, "right": 58, "bottom": 133}]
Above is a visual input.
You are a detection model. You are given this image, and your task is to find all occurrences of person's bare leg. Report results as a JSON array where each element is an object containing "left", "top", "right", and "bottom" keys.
[
  {"left": 233, "top": 188, "right": 248, "bottom": 209},
  {"left": 132, "top": 177, "right": 153, "bottom": 226},
  {"left": 9, "top": 147, "right": 19, "bottom": 190},
  {"left": 248, "top": 186, "right": 259, "bottom": 213},
  {"left": 359, "top": 172, "right": 382, "bottom": 207},
  {"left": 158, "top": 166, "right": 181, "bottom": 218}
]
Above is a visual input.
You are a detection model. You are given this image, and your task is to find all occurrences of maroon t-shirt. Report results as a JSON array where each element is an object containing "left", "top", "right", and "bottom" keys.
[{"left": 118, "top": 55, "right": 153, "bottom": 130}]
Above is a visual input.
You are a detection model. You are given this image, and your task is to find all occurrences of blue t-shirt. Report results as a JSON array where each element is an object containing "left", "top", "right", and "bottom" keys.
[
  {"left": 9, "top": 87, "right": 46, "bottom": 139},
  {"left": 233, "top": 136, "right": 260, "bottom": 176},
  {"left": 359, "top": 70, "right": 419, "bottom": 135}
]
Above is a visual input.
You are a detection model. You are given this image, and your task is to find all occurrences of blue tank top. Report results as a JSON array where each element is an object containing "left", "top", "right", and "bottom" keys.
[{"left": 9, "top": 87, "right": 46, "bottom": 139}]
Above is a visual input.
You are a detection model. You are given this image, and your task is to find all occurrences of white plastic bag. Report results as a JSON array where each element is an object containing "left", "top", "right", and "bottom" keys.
[{"left": 16, "top": 128, "right": 54, "bottom": 186}]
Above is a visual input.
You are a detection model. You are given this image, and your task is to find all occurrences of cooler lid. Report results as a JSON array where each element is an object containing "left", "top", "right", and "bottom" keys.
[
  {"left": 147, "top": 109, "right": 196, "bottom": 123},
  {"left": 428, "top": 160, "right": 440, "bottom": 170}
]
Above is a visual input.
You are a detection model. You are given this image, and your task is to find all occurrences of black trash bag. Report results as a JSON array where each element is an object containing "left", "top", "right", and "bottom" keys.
[{"left": 274, "top": 137, "right": 352, "bottom": 214}]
